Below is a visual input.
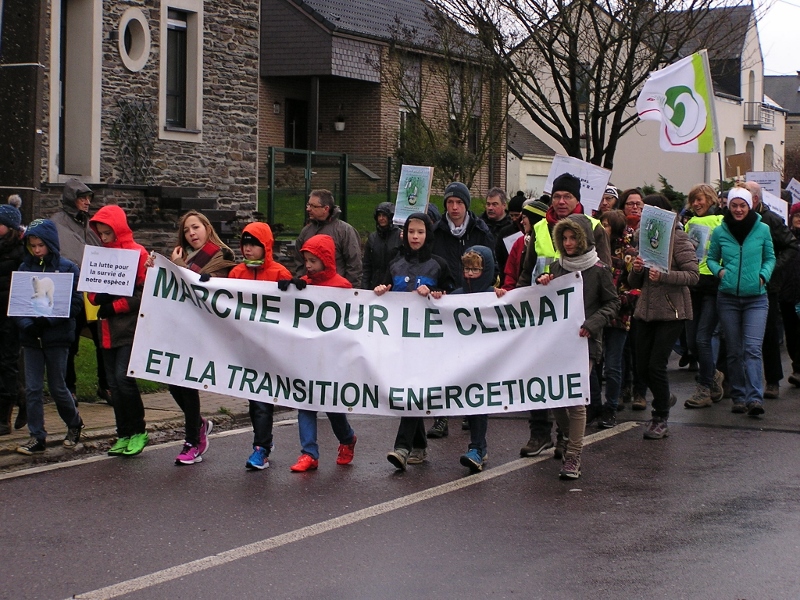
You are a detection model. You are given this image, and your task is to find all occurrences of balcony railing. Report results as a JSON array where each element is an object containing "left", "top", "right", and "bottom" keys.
[{"left": 743, "top": 102, "right": 775, "bottom": 130}]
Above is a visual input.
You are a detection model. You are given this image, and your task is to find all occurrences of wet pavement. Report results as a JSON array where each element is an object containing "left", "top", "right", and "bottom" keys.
[{"left": 1, "top": 354, "right": 799, "bottom": 599}]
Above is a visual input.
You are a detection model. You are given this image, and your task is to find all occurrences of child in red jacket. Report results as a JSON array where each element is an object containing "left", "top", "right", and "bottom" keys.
[
  {"left": 88, "top": 206, "right": 150, "bottom": 457},
  {"left": 280, "top": 234, "right": 358, "bottom": 472},
  {"left": 229, "top": 223, "right": 291, "bottom": 470}
]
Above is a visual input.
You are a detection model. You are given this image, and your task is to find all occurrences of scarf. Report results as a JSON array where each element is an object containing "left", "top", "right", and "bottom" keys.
[
  {"left": 186, "top": 240, "right": 221, "bottom": 274},
  {"left": 723, "top": 210, "right": 757, "bottom": 245},
  {"left": 559, "top": 247, "right": 599, "bottom": 272},
  {"left": 546, "top": 203, "right": 584, "bottom": 225},
  {"left": 446, "top": 213, "right": 470, "bottom": 238}
]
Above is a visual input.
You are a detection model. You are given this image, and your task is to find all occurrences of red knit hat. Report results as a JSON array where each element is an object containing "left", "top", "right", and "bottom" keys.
[{"left": 790, "top": 202, "right": 800, "bottom": 217}]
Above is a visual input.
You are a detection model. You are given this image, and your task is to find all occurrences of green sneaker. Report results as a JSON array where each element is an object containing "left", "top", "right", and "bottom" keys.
[
  {"left": 122, "top": 432, "right": 149, "bottom": 457},
  {"left": 108, "top": 437, "right": 130, "bottom": 456}
]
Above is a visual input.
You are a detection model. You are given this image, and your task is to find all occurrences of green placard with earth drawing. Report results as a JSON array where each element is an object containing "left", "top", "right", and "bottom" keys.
[
  {"left": 639, "top": 205, "right": 677, "bottom": 273},
  {"left": 394, "top": 165, "right": 434, "bottom": 225}
]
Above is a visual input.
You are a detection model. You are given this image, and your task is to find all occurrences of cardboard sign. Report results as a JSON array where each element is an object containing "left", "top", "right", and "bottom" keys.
[
  {"left": 725, "top": 153, "right": 751, "bottom": 178},
  {"left": 543, "top": 155, "right": 611, "bottom": 215},
  {"left": 8, "top": 272, "right": 75, "bottom": 318},
  {"left": 745, "top": 171, "right": 781, "bottom": 196},
  {"left": 785, "top": 178, "right": 800, "bottom": 205},
  {"left": 762, "top": 190, "right": 788, "bottom": 224},
  {"left": 394, "top": 165, "right": 434, "bottom": 226},
  {"left": 77, "top": 246, "right": 140, "bottom": 296}
]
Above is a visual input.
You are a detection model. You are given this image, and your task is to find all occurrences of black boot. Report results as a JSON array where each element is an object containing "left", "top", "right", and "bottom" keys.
[
  {"left": 0, "top": 396, "right": 13, "bottom": 435},
  {"left": 14, "top": 398, "right": 27, "bottom": 430}
]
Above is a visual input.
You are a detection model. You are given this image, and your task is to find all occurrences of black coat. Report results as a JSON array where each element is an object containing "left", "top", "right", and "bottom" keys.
[{"left": 432, "top": 212, "right": 495, "bottom": 288}]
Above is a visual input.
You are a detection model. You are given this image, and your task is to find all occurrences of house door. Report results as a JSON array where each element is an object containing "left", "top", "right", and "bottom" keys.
[{"left": 284, "top": 99, "right": 308, "bottom": 150}]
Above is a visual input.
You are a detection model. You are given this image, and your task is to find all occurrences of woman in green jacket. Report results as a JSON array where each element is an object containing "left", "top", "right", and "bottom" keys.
[{"left": 707, "top": 186, "right": 775, "bottom": 416}]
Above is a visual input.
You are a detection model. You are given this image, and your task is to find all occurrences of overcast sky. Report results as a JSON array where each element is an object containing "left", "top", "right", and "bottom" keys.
[{"left": 758, "top": 0, "right": 800, "bottom": 76}]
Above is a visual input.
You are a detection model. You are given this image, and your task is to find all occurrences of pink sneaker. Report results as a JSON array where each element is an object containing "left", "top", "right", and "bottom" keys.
[
  {"left": 197, "top": 418, "right": 213, "bottom": 456},
  {"left": 175, "top": 443, "right": 203, "bottom": 465}
]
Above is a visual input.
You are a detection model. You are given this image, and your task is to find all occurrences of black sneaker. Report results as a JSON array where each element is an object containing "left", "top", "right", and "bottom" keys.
[
  {"left": 461, "top": 417, "right": 470, "bottom": 431},
  {"left": 520, "top": 433, "right": 554, "bottom": 457},
  {"left": 426, "top": 418, "right": 449, "bottom": 438},
  {"left": 17, "top": 437, "right": 46, "bottom": 455},
  {"left": 64, "top": 421, "right": 84, "bottom": 448},
  {"left": 598, "top": 405, "right": 617, "bottom": 429}
]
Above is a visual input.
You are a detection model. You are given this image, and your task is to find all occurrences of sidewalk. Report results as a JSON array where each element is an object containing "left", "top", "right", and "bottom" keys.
[{"left": 0, "top": 391, "right": 254, "bottom": 471}]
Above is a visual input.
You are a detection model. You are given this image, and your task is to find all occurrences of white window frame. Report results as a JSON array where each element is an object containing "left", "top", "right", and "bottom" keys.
[{"left": 159, "top": 0, "right": 203, "bottom": 142}]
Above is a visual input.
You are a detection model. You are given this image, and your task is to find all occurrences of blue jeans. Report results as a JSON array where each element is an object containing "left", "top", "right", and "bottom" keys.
[
  {"left": 102, "top": 345, "right": 146, "bottom": 438},
  {"left": 716, "top": 293, "right": 768, "bottom": 406},
  {"left": 24, "top": 346, "right": 81, "bottom": 441},
  {"left": 602, "top": 327, "right": 628, "bottom": 409},
  {"left": 297, "top": 409, "right": 355, "bottom": 460},
  {"left": 687, "top": 291, "right": 719, "bottom": 388}
]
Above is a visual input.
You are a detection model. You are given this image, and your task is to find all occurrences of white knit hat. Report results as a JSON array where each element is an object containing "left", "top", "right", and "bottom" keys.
[{"left": 728, "top": 187, "right": 753, "bottom": 209}]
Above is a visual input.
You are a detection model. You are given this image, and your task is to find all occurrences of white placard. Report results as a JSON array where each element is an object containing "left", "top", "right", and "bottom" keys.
[
  {"left": 129, "top": 255, "right": 591, "bottom": 416},
  {"left": 746, "top": 171, "right": 781, "bottom": 196},
  {"left": 762, "top": 190, "right": 788, "bottom": 224},
  {"left": 77, "top": 246, "right": 140, "bottom": 296},
  {"left": 8, "top": 272, "right": 75, "bottom": 318},
  {"left": 503, "top": 231, "right": 524, "bottom": 254},
  {"left": 786, "top": 178, "right": 800, "bottom": 205},
  {"left": 544, "top": 155, "right": 612, "bottom": 215}
]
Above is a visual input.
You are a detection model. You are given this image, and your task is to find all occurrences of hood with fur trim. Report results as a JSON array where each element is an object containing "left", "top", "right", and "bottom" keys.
[{"left": 553, "top": 214, "right": 595, "bottom": 257}]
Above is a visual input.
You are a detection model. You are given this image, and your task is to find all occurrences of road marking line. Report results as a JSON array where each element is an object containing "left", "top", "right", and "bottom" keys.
[
  {"left": 69, "top": 422, "right": 638, "bottom": 600},
  {"left": 0, "top": 420, "right": 297, "bottom": 482}
]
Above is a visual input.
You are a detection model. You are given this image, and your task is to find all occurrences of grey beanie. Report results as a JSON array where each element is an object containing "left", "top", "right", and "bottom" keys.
[{"left": 443, "top": 182, "right": 471, "bottom": 210}]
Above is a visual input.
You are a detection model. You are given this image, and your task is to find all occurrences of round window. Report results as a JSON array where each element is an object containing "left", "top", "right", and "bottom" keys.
[{"left": 118, "top": 8, "right": 151, "bottom": 72}]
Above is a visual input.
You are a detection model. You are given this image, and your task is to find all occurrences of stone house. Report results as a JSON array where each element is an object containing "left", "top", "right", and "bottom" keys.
[{"left": 0, "top": 0, "right": 260, "bottom": 254}]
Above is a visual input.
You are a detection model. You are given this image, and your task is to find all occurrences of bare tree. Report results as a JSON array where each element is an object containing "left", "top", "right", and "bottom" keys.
[
  {"left": 432, "top": 0, "right": 761, "bottom": 170},
  {"left": 381, "top": 11, "right": 506, "bottom": 189}
]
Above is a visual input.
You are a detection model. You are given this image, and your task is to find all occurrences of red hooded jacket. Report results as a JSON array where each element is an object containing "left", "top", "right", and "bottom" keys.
[
  {"left": 228, "top": 222, "right": 292, "bottom": 282},
  {"left": 299, "top": 235, "right": 352, "bottom": 288},
  {"left": 88, "top": 205, "right": 150, "bottom": 349}
]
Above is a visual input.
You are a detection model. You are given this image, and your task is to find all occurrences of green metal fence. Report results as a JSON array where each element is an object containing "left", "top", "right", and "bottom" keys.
[{"left": 262, "top": 148, "right": 394, "bottom": 238}]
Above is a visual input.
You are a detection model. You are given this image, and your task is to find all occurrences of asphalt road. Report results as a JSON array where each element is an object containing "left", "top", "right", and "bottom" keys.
[{"left": 2, "top": 356, "right": 800, "bottom": 600}]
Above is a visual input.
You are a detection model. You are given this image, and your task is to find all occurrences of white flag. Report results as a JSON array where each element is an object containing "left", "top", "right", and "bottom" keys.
[{"left": 636, "top": 50, "right": 719, "bottom": 154}]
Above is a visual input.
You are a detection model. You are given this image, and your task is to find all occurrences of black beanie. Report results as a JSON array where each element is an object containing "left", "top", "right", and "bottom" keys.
[
  {"left": 241, "top": 231, "right": 264, "bottom": 248},
  {"left": 551, "top": 173, "right": 581, "bottom": 202},
  {"left": 508, "top": 194, "right": 525, "bottom": 213}
]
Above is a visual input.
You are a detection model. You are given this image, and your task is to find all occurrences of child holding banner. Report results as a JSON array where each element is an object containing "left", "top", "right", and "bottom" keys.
[
  {"left": 13, "top": 219, "right": 84, "bottom": 455},
  {"left": 228, "top": 222, "right": 291, "bottom": 470},
  {"left": 450, "top": 245, "right": 506, "bottom": 474},
  {"left": 282, "top": 234, "right": 358, "bottom": 472},
  {"left": 536, "top": 215, "right": 619, "bottom": 479},
  {"left": 168, "top": 211, "right": 237, "bottom": 465},
  {"left": 88, "top": 206, "right": 150, "bottom": 457},
  {"left": 376, "top": 212, "right": 454, "bottom": 471}
]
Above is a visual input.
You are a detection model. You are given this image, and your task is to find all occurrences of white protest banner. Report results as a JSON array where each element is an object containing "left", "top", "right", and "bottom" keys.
[
  {"left": 762, "top": 190, "right": 788, "bottom": 224},
  {"left": 394, "top": 165, "right": 434, "bottom": 226},
  {"left": 78, "top": 246, "right": 140, "bottom": 296},
  {"left": 129, "top": 256, "right": 590, "bottom": 416},
  {"left": 745, "top": 171, "right": 781, "bottom": 196},
  {"left": 8, "top": 272, "right": 74, "bottom": 318},
  {"left": 639, "top": 205, "right": 677, "bottom": 273},
  {"left": 786, "top": 178, "right": 800, "bottom": 205},
  {"left": 543, "top": 155, "right": 611, "bottom": 215}
]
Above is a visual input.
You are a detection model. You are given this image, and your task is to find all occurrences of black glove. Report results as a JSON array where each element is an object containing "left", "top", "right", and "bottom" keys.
[
  {"left": 93, "top": 293, "right": 114, "bottom": 305},
  {"left": 277, "top": 277, "right": 307, "bottom": 291},
  {"left": 199, "top": 273, "right": 211, "bottom": 282},
  {"left": 97, "top": 304, "right": 115, "bottom": 319}
]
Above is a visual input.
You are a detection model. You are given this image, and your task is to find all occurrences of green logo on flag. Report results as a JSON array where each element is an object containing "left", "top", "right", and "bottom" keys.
[{"left": 664, "top": 85, "right": 706, "bottom": 142}]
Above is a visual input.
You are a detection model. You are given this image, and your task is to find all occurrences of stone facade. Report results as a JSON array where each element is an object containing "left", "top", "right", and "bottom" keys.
[{"left": 35, "top": 0, "right": 260, "bottom": 252}]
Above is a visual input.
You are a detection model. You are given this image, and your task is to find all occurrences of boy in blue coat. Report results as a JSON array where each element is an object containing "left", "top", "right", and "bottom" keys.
[{"left": 13, "top": 219, "right": 84, "bottom": 455}]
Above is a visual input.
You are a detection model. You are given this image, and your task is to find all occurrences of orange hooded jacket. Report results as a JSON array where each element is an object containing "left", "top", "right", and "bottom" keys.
[
  {"left": 299, "top": 235, "right": 352, "bottom": 288},
  {"left": 228, "top": 222, "right": 291, "bottom": 282}
]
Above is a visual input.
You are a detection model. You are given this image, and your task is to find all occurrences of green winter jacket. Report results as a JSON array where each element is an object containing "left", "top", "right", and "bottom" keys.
[{"left": 707, "top": 213, "right": 775, "bottom": 297}]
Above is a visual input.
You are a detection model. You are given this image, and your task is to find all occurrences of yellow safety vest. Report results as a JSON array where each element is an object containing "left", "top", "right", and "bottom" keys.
[{"left": 685, "top": 214, "right": 724, "bottom": 276}]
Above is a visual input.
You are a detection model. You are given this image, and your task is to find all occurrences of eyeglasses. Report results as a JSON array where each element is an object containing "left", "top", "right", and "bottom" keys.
[
  {"left": 625, "top": 201, "right": 644, "bottom": 208},
  {"left": 463, "top": 267, "right": 483, "bottom": 274},
  {"left": 306, "top": 202, "right": 323, "bottom": 209},
  {"left": 551, "top": 193, "right": 575, "bottom": 202}
]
